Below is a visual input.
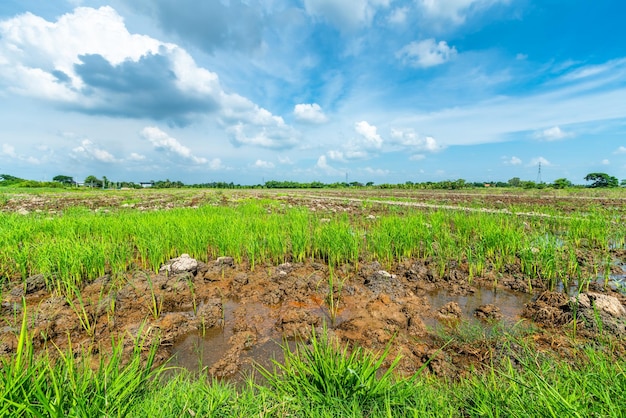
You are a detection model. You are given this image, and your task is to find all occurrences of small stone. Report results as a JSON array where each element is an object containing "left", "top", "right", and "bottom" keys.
[{"left": 161, "top": 254, "right": 198, "bottom": 274}]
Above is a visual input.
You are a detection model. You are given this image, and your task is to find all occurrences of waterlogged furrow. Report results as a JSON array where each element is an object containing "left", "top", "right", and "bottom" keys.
[{"left": 0, "top": 200, "right": 619, "bottom": 292}]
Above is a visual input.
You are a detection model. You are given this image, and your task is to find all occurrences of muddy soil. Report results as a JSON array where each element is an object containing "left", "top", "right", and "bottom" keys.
[
  {"left": 3, "top": 188, "right": 626, "bottom": 217},
  {"left": 2, "top": 254, "right": 625, "bottom": 380}
]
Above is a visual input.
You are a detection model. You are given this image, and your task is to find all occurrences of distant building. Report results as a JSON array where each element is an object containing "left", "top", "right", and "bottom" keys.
[{"left": 140, "top": 182, "right": 154, "bottom": 188}]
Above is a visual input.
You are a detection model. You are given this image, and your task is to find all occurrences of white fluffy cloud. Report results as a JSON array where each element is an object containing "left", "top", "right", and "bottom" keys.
[
  {"left": 355, "top": 121, "right": 383, "bottom": 149},
  {"left": 303, "top": 0, "right": 390, "bottom": 29},
  {"left": 294, "top": 103, "right": 328, "bottom": 124},
  {"left": 0, "top": 7, "right": 161, "bottom": 101},
  {"left": 1, "top": 143, "right": 42, "bottom": 165},
  {"left": 327, "top": 150, "right": 346, "bottom": 161},
  {"left": 128, "top": 153, "right": 146, "bottom": 161},
  {"left": 390, "top": 128, "right": 443, "bottom": 152},
  {"left": 140, "top": 126, "right": 207, "bottom": 164},
  {"left": 419, "top": 0, "right": 509, "bottom": 24},
  {"left": 397, "top": 39, "right": 457, "bottom": 68},
  {"left": 315, "top": 154, "right": 340, "bottom": 174},
  {"left": 502, "top": 155, "right": 522, "bottom": 165},
  {"left": 226, "top": 122, "right": 298, "bottom": 149},
  {"left": 71, "top": 139, "right": 117, "bottom": 163},
  {"left": 534, "top": 126, "right": 573, "bottom": 141},
  {"left": 0, "top": 6, "right": 297, "bottom": 147},
  {"left": 253, "top": 159, "right": 275, "bottom": 169},
  {"left": 278, "top": 155, "right": 294, "bottom": 165},
  {"left": 614, "top": 146, "right": 626, "bottom": 154},
  {"left": 601, "top": 159, "right": 610, "bottom": 165}
]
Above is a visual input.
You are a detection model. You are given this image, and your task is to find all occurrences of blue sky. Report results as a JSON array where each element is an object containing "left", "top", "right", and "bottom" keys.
[{"left": 1, "top": 0, "right": 625, "bottom": 185}]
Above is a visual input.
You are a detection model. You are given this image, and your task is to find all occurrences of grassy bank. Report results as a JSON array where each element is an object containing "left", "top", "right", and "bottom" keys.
[{"left": 2, "top": 323, "right": 624, "bottom": 417}]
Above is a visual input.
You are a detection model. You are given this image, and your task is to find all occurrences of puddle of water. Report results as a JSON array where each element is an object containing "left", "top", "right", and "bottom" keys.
[
  {"left": 168, "top": 300, "right": 290, "bottom": 382},
  {"left": 425, "top": 287, "right": 532, "bottom": 328},
  {"left": 169, "top": 331, "right": 290, "bottom": 382},
  {"left": 168, "top": 287, "right": 535, "bottom": 379}
]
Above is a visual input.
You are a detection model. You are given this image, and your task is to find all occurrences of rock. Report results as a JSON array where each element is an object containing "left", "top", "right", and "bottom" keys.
[
  {"left": 474, "top": 304, "right": 502, "bottom": 321},
  {"left": 160, "top": 254, "right": 198, "bottom": 274},
  {"left": 571, "top": 293, "right": 626, "bottom": 318}
]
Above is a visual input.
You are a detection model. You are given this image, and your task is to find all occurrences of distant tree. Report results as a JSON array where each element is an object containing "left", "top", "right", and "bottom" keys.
[
  {"left": 0, "top": 174, "right": 23, "bottom": 183},
  {"left": 507, "top": 177, "right": 521, "bottom": 187},
  {"left": 52, "top": 175, "right": 74, "bottom": 185},
  {"left": 584, "top": 172, "right": 619, "bottom": 188},
  {"left": 621, "top": 179, "right": 626, "bottom": 187},
  {"left": 366, "top": 181, "right": 374, "bottom": 187},
  {"left": 552, "top": 178, "right": 572, "bottom": 189},
  {"left": 84, "top": 175, "right": 102, "bottom": 188}
]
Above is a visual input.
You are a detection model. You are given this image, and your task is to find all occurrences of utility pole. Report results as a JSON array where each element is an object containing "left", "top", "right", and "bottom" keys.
[{"left": 536, "top": 162, "right": 542, "bottom": 184}]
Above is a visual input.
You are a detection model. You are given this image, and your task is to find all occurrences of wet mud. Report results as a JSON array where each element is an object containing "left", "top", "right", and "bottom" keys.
[{"left": 2, "top": 255, "right": 625, "bottom": 380}]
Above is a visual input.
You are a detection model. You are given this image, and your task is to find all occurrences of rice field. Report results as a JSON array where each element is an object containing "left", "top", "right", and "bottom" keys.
[{"left": 1, "top": 187, "right": 625, "bottom": 416}]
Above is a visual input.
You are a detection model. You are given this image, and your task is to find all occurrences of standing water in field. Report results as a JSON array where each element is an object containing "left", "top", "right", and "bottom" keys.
[{"left": 168, "top": 283, "right": 533, "bottom": 379}]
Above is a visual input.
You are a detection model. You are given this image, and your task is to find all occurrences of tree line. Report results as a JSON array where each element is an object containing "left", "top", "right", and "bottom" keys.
[{"left": 1, "top": 173, "right": 625, "bottom": 190}]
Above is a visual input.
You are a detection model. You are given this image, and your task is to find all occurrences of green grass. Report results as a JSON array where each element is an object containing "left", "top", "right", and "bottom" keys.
[
  {"left": 0, "top": 305, "right": 161, "bottom": 417},
  {"left": 2, "top": 310, "right": 625, "bottom": 417},
  {"left": 1, "top": 195, "right": 622, "bottom": 293},
  {"left": 133, "top": 327, "right": 626, "bottom": 417}
]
